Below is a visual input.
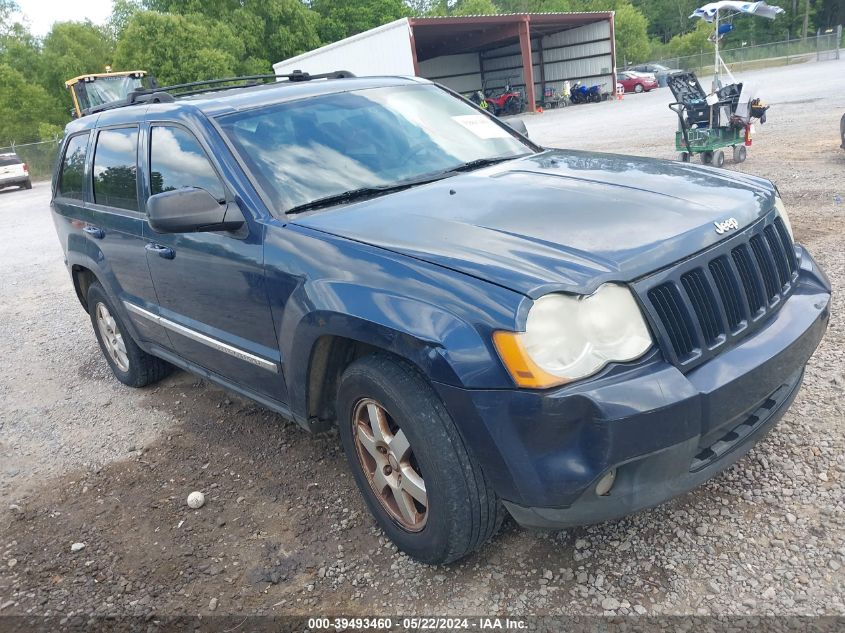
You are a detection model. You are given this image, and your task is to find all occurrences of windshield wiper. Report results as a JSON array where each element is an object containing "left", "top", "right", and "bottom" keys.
[
  {"left": 285, "top": 174, "right": 446, "bottom": 215},
  {"left": 445, "top": 155, "right": 522, "bottom": 174}
]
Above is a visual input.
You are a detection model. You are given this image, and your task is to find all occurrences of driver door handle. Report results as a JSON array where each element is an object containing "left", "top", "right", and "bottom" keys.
[{"left": 145, "top": 243, "right": 175, "bottom": 259}]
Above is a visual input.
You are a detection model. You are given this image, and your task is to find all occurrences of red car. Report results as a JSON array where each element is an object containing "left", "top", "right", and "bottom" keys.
[{"left": 617, "top": 71, "right": 658, "bottom": 93}]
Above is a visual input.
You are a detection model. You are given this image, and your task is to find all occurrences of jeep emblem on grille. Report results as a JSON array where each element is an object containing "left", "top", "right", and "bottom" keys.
[{"left": 714, "top": 217, "right": 740, "bottom": 234}]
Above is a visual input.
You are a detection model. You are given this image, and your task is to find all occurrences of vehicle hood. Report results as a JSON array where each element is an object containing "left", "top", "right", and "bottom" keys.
[{"left": 293, "top": 149, "right": 777, "bottom": 297}]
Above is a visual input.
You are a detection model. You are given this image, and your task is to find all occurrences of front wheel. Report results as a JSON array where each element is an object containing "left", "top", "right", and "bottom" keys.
[
  {"left": 337, "top": 355, "right": 503, "bottom": 564},
  {"left": 634, "top": 84, "right": 644, "bottom": 93},
  {"left": 87, "top": 281, "right": 172, "bottom": 387}
]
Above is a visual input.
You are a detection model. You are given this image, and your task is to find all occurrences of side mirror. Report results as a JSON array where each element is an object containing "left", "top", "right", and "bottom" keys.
[
  {"left": 147, "top": 187, "right": 243, "bottom": 233},
  {"left": 506, "top": 118, "right": 530, "bottom": 138}
]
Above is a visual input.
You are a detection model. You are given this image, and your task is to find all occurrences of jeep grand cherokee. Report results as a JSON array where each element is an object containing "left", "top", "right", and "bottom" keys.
[{"left": 51, "top": 73, "right": 830, "bottom": 564}]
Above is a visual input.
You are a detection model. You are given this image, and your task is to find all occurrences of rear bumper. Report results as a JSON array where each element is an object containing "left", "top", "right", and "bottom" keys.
[
  {"left": 0, "top": 175, "right": 28, "bottom": 186},
  {"left": 433, "top": 248, "right": 830, "bottom": 528}
]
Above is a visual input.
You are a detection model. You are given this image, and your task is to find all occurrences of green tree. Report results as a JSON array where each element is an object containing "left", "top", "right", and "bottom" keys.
[
  {"left": 0, "top": 22, "right": 44, "bottom": 81},
  {"left": 631, "top": 0, "right": 697, "bottom": 43},
  {"left": 107, "top": 0, "right": 142, "bottom": 41},
  {"left": 114, "top": 11, "right": 245, "bottom": 85},
  {"left": 41, "top": 22, "right": 115, "bottom": 108},
  {"left": 610, "top": 2, "right": 651, "bottom": 64},
  {"left": 452, "top": 0, "right": 499, "bottom": 14},
  {"left": 142, "top": 0, "right": 321, "bottom": 65},
  {"left": 0, "top": 64, "right": 64, "bottom": 145},
  {"left": 312, "top": 0, "right": 410, "bottom": 42}
]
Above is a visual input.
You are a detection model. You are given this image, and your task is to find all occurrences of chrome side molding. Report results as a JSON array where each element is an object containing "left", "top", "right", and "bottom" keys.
[{"left": 123, "top": 301, "right": 279, "bottom": 373}]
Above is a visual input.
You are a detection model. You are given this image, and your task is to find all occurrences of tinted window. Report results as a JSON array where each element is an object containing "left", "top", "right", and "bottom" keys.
[
  {"left": 58, "top": 135, "right": 88, "bottom": 200},
  {"left": 150, "top": 126, "right": 224, "bottom": 201},
  {"left": 93, "top": 127, "right": 138, "bottom": 211},
  {"left": 0, "top": 154, "right": 23, "bottom": 167}
]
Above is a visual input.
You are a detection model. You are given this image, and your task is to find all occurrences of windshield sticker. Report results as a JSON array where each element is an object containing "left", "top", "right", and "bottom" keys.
[{"left": 451, "top": 115, "right": 512, "bottom": 139}]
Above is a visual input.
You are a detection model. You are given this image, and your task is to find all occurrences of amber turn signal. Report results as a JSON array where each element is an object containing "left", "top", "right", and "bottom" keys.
[{"left": 492, "top": 331, "right": 570, "bottom": 389}]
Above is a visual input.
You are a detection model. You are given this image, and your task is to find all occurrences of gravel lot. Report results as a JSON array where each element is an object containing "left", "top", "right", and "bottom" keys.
[{"left": 1, "top": 59, "right": 844, "bottom": 625}]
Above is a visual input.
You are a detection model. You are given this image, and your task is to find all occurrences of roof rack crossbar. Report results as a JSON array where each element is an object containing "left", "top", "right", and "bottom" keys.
[{"left": 80, "top": 70, "right": 355, "bottom": 117}]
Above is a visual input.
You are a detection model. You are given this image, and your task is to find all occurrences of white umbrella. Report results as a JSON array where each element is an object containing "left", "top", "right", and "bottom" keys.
[
  {"left": 691, "top": 1, "right": 785, "bottom": 22},
  {"left": 690, "top": 1, "right": 785, "bottom": 90}
]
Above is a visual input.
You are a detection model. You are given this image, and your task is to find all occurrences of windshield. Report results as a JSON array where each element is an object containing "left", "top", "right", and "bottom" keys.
[
  {"left": 217, "top": 84, "right": 534, "bottom": 212},
  {"left": 78, "top": 76, "right": 145, "bottom": 110}
]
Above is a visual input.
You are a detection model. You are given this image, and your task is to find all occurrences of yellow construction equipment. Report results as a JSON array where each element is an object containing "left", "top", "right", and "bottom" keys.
[{"left": 65, "top": 70, "right": 148, "bottom": 118}]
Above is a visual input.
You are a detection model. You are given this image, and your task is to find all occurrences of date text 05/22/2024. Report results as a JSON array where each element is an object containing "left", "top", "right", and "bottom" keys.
[{"left": 307, "top": 617, "right": 527, "bottom": 630}]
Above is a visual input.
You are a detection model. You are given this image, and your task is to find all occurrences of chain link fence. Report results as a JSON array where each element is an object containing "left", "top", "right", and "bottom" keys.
[
  {"left": 1, "top": 136, "right": 62, "bottom": 182},
  {"left": 650, "top": 28, "right": 842, "bottom": 75}
]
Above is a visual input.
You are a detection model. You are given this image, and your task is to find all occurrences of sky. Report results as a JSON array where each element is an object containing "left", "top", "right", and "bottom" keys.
[{"left": 13, "top": 0, "right": 114, "bottom": 36}]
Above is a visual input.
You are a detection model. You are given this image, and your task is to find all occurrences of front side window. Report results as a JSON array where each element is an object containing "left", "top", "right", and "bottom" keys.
[
  {"left": 93, "top": 127, "right": 138, "bottom": 212},
  {"left": 149, "top": 126, "right": 224, "bottom": 201},
  {"left": 218, "top": 84, "right": 533, "bottom": 213},
  {"left": 58, "top": 135, "right": 88, "bottom": 200}
]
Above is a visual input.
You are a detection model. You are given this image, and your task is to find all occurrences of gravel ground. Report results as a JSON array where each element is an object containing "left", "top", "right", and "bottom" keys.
[{"left": 1, "top": 58, "right": 844, "bottom": 625}]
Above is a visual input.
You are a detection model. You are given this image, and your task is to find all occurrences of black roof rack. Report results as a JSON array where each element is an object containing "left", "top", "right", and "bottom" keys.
[{"left": 83, "top": 70, "right": 356, "bottom": 116}]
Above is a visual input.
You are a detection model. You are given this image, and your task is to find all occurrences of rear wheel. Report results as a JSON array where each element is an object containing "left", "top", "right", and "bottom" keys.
[
  {"left": 712, "top": 149, "right": 725, "bottom": 168},
  {"left": 634, "top": 84, "right": 644, "bottom": 93},
  {"left": 701, "top": 151, "right": 713, "bottom": 165},
  {"left": 337, "top": 355, "right": 503, "bottom": 564},
  {"left": 679, "top": 152, "right": 691, "bottom": 162},
  {"left": 23, "top": 179, "right": 32, "bottom": 190},
  {"left": 733, "top": 145, "right": 747, "bottom": 163},
  {"left": 87, "top": 281, "right": 172, "bottom": 387}
]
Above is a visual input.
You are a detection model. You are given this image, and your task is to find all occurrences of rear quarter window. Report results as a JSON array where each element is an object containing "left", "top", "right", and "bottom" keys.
[
  {"left": 0, "top": 154, "right": 22, "bottom": 166},
  {"left": 58, "top": 135, "right": 89, "bottom": 200}
]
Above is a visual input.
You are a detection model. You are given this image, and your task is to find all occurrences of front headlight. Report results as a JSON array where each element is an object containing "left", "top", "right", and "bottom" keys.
[
  {"left": 494, "top": 283, "right": 653, "bottom": 389},
  {"left": 774, "top": 196, "right": 794, "bottom": 242}
]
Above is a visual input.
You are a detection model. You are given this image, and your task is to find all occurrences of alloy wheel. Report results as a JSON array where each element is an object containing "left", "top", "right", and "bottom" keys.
[
  {"left": 95, "top": 302, "right": 129, "bottom": 372},
  {"left": 352, "top": 398, "right": 428, "bottom": 531}
]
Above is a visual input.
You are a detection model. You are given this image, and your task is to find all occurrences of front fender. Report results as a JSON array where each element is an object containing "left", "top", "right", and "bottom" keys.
[
  {"left": 280, "top": 280, "right": 514, "bottom": 421},
  {"left": 264, "top": 224, "right": 524, "bottom": 422}
]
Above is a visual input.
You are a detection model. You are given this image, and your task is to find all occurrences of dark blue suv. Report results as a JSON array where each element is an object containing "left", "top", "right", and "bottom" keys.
[{"left": 51, "top": 73, "right": 831, "bottom": 564}]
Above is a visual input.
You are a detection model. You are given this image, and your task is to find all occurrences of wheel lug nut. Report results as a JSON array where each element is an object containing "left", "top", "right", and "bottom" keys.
[
  {"left": 377, "top": 446, "right": 387, "bottom": 454},
  {"left": 383, "top": 465, "right": 392, "bottom": 475}
]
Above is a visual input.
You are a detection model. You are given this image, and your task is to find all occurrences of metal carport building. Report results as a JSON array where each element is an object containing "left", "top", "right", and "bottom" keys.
[{"left": 273, "top": 13, "right": 617, "bottom": 113}]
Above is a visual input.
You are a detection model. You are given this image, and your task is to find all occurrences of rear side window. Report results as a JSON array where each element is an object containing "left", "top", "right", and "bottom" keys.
[
  {"left": 93, "top": 127, "right": 139, "bottom": 212},
  {"left": 149, "top": 126, "right": 224, "bottom": 201},
  {"left": 0, "top": 154, "right": 22, "bottom": 167},
  {"left": 58, "top": 135, "right": 88, "bottom": 200}
]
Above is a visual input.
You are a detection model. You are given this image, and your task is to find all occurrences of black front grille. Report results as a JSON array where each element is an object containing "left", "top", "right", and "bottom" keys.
[{"left": 638, "top": 213, "right": 798, "bottom": 368}]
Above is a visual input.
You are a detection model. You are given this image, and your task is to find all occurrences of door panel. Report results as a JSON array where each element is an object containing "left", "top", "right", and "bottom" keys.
[
  {"left": 87, "top": 126, "right": 171, "bottom": 348},
  {"left": 141, "top": 123, "right": 283, "bottom": 402},
  {"left": 54, "top": 129, "right": 168, "bottom": 346}
]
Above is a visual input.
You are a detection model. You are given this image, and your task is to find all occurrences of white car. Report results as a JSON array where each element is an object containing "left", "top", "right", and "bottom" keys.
[{"left": 0, "top": 153, "right": 32, "bottom": 191}]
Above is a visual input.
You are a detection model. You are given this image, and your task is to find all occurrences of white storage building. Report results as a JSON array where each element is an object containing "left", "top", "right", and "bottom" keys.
[{"left": 273, "top": 13, "right": 617, "bottom": 113}]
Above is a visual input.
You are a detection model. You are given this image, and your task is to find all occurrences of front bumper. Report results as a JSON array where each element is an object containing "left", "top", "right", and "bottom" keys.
[{"left": 433, "top": 248, "right": 830, "bottom": 529}]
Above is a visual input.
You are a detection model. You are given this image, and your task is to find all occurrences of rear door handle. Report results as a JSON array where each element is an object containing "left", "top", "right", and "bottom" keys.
[
  {"left": 145, "top": 243, "right": 175, "bottom": 259},
  {"left": 82, "top": 225, "right": 105, "bottom": 239}
]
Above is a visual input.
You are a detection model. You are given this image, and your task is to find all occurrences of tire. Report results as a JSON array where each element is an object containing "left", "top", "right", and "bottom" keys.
[
  {"left": 87, "top": 281, "right": 172, "bottom": 387},
  {"left": 733, "top": 145, "right": 747, "bottom": 163},
  {"left": 679, "top": 152, "right": 691, "bottom": 162},
  {"left": 23, "top": 179, "right": 32, "bottom": 190},
  {"left": 337, "top": 355, "right": 503, "bottom": 564},
  {"left": 505, "top": 97, "right": 523, "bottom": 116},
  {"left": 634, "top": 84, "right": 644, "bottom": 93},
  {"left": 701, "top": 151, "right": 713, "bottom": 165},
  {"left": 713, "top": 149, "right": 725, "bottom": 168}
]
